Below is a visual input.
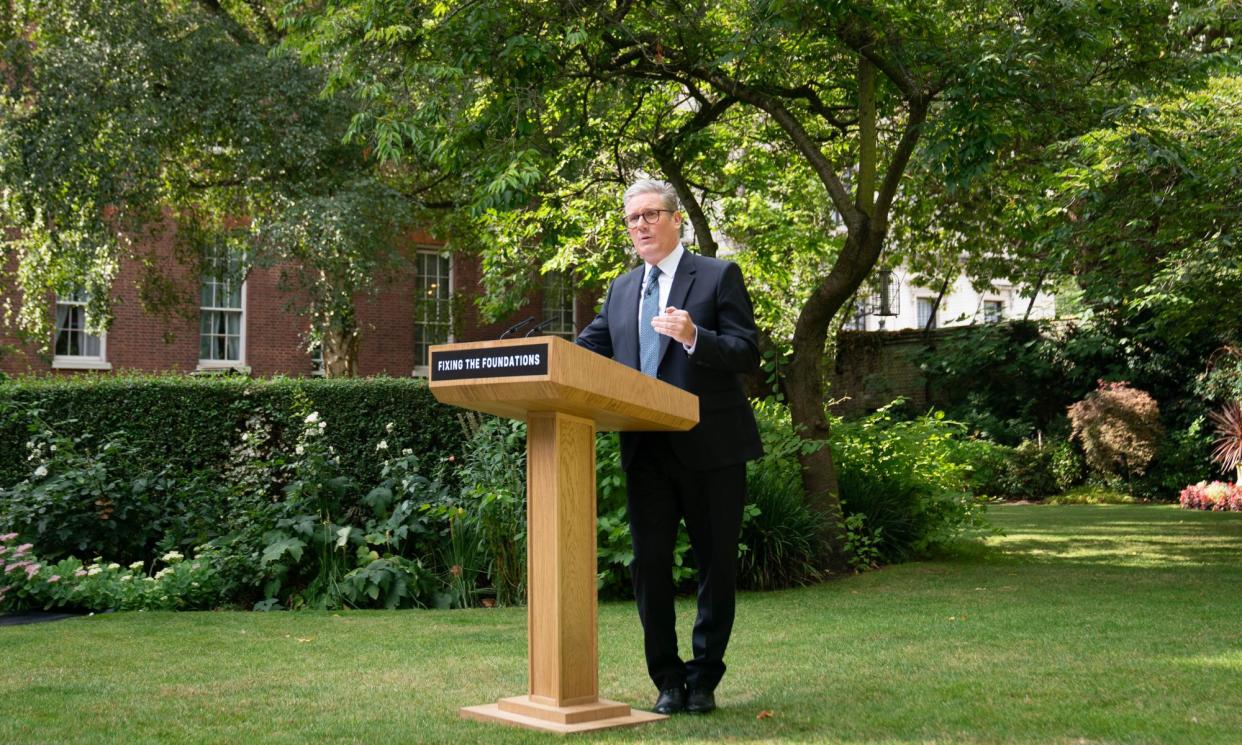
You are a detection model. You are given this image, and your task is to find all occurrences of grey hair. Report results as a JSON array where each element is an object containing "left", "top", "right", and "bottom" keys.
[{"left": 623, "top": 179, "right": 680, "bottom": 213}]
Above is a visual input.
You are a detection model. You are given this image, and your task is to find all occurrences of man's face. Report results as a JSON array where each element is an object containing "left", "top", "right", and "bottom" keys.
[{"left": 625, "top": 192, "right": 682, "bottom": 265}]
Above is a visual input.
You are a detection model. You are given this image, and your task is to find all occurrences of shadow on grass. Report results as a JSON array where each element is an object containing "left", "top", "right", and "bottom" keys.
[{"left": 935, "top": 504, "right": 1242, "bottom": 571}]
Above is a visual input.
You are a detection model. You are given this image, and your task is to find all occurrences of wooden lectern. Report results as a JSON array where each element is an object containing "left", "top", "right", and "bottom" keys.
[{"left": 428, "top": 336, "right": 699, "bottom": 734}]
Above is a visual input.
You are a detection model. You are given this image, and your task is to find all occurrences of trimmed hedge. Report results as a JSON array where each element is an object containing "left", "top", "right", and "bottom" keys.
[{"left": 0, "top": 375, "right": 464, "bottom": 490}]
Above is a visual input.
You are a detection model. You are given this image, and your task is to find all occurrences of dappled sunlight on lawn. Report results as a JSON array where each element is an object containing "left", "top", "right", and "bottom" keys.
[{"left": 982, "top": 504, "right": 1242, "bottom": 569}]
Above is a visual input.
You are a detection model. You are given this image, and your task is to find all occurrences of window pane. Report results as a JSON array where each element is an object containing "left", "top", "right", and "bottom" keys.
[
  {"left": 53, "top": 300, "right": 103, "bottom": 359},
  {"left": 414, "top": 252, "right": 452, "bottom": 368},
  {"left": 917, "top": 298, "right": 937, "bottom": 329}
]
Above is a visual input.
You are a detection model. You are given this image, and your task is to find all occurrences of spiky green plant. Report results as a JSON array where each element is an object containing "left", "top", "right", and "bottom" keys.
[{"left": 1208, "top": 401, "right": 1242, "bottom": 483}]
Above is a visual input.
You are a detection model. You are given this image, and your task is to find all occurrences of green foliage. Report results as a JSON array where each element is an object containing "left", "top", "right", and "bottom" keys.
[
  {"left": 593, "top": 431, "right": 696, "bottom": 598},
  {"left": 1045, "top": 487, "right": 1138, "bottom": 506},
  {"left": 254, "top": 412, "right": 450, "bottom": 610},
  {"left": 832, "top": 402, "right": 993, "bottom": 563},
  {"left": 0, "top": 375, "right": 463, "bottom": 493},
  {"left": 919, "top": 318, "right": 1228, "bottom": 496},
  {"left": 739, "top": 401, "right": 825, "bottom": 588},
  {"left": 0, "top": 540, "right": 236, "bottom": 612},
  {"left": 918, "top": 321, "right": 1105, "bottom": 443},
  {"left": 0, "top": 422, "right": 177, "bottom": 561},
  {"left": 453, "top": 416, "right": 527, "bottom": 607},
  {"left": 0, "top": 0, "right": 416, "bottom": 369}
]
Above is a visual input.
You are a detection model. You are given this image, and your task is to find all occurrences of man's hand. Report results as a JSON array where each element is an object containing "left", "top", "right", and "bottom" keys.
[{"left": 651, "top": 307, "right": 697, "bottom": 347}]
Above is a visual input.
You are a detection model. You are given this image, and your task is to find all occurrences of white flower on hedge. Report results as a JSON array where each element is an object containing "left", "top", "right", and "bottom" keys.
[
  {"left": 376, "top": 440, "right": 389, "bottom": 451},
  {"left": 161, "top": 550, "right": 184, "bottom": 563},
  {"left": 120, "top": 575, "right": 133, "bottom": 582},
  {"left": 318, "top": 421, "right": 326, "bottom": 431},
  {"left": 385, "top": 422, "right": 395, "bottom": 433},
  {"left": 295, "top": 444, "right": 305, "bottom": 455},
  {"left": 155, "top": 567, "right": 173, "bottom": 580},
  {"left": 129, "top": 561, "right": 144, "bottom": 571},
  {"left": 402, "top": 448, "right": 413, "bottom": 456},
  {"left": 33, "top": 465, "right": 48, "bottom": 478},
  {"left": 87, "top": 566, "right": 102, "bottom": 576},
  {"left": 107, "top": 563, "right": 121, "bottom": 571},
  {"left": 305, "top": 411, "right": 320, "bottom": 425}
]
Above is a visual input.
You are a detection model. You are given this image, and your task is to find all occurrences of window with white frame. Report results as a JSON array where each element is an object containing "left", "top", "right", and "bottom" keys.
[
  {"left": 917, "top": 297, "right": 939, "bottom": 330},
  {"left": 983, "top": 299, "right": 1004, "bottom": 324},
  {"left": 199, "top": 246, "right": 245, "bottom": 366},
  {"left": 542, "top": 271, "right": 577, "bottom": 340},
  {"left": 53, "top": 290, "right": 109, "bottom": 369},
  {"left": 414, "top": 250, "right": 452, "bottom": 370}
]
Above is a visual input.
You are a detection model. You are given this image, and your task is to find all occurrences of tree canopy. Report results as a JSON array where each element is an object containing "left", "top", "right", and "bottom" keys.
[
  {"left": 0, "top": 0, "right": 414, "bottom": 374},
  {"left": 283, "top": 0, "right": 1236, "bottom": 565},
  {"left": 4, "top": 0, "right": 1237, "bottom": 565}
]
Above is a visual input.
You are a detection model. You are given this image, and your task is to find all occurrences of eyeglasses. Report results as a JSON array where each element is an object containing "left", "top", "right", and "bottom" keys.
[{"left": 623, "top": 209, "right": 674, "bottom": 228}]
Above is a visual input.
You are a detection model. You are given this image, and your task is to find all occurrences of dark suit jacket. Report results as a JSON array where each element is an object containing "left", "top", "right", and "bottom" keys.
[{"left": 576, "top": 250, "right": 763, "bottom": 472}]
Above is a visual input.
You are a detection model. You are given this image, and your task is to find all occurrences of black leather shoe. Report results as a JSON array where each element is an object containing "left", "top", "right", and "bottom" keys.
[
  {"left": 652, "top": 687, "right": 686, "bottom": 715},
  {"left": 685, "top": 688, "right": 716, "bottom": 714}
]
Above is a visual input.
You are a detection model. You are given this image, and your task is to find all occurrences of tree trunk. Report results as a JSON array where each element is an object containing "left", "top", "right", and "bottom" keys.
[
  {"left": 322, "top": 311, "right": 359, "bottom": 378},
  {"left": 785, "top": 230, "right": 884, "bottom": 573}
]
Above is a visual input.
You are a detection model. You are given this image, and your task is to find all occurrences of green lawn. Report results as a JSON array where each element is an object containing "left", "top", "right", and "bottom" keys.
[{"left": 3, "top": 504, "right": 1241, "bottom": 744}]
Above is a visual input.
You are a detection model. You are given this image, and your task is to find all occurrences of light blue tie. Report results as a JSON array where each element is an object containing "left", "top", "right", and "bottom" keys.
[{"left": 639, "top": 266, "right": 661, "bottom": 377}]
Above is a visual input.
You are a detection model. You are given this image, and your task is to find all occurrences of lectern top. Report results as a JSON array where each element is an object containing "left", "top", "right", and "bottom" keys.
[{"left": 427, "top": 336, "right": 699, "bottom": 433}]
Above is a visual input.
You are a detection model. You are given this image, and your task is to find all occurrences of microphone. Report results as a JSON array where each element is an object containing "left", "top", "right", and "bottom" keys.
[
  {"left": 524, "top": 318, "right": 556, "bottom": 337},
  {"left": 499, "top": 316, "right": 535, "bottom": 339}
]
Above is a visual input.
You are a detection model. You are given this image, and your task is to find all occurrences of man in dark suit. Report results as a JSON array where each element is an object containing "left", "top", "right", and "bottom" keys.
[{"left": 576, "top": 179, "right": 762, "bottom": 715}]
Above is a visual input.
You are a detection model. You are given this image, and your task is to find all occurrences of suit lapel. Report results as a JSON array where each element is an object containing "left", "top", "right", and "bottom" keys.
[
  {"left": 659, "top": 251, "right": 697, "bottom": 365},
  {"left": 614, "top": 266, "right": 642, "bottom": 370}
]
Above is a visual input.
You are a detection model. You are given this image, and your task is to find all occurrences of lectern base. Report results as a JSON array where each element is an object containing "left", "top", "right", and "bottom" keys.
[{"left": 460, "top": 696, "right": 667, "bottom": 734}]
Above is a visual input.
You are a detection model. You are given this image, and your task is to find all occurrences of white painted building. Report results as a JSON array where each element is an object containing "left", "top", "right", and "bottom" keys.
[{"left": 844, "top": 267, "right": 1056, "bottom": 331}]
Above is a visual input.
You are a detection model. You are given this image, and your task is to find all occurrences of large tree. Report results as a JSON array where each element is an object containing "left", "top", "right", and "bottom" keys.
[
  {"left": 0, "top": 0, "right": 417, "bottom": 375},
  {"left": 284, "top": 0, "right": 1233, "bottom": 566}
]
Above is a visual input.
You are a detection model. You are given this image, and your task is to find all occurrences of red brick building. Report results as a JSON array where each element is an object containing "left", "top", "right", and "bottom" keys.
[{"left": 0, "top": 228, "right": 596, "bottom": 378}]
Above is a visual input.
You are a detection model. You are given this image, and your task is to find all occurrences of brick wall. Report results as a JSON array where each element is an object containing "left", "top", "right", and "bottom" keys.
[
  {"left": 1, "top": 229, "right": 595, "bottom": 379},
  {"left": 830, "top": 326, "right": 975, "bottom": 418}
]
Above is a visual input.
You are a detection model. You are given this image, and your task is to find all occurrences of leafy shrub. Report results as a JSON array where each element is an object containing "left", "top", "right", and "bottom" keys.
[
  {"left": 594, "top": 431, "right": 695, "bottom": 598},
  {"left": 0, "top": 538, "right": 235, "bottom": 612},
  {"left": 1050, "top": 438, "right": 1088, "bottom": 493},
  {"left": 738, "top": 401, "right": 823, "bottom": 589},
  {"left": 998, "top": 440, "right": 1059, "bottom": 500},
  {"left": 1068, "top": 381, "right": 1164, "bottom": 488},
  {"left": 1144, "top": 418, "right": 1215, "bottom": 500},
  {"left": 832, "top": 402, "right": 992, "bottom": 563},
  {"left": 1046, "top": 486, "right": 1137, "bottom": 505},
  {"left": 915, "top": 321, "right": 1097, "bottom": 444},
  {"left": 455, "top": 415, "right": 527, "bottom": 607},
  {"left": 954, "top": 438, "right": 1061, "bottom": 501},
  {"left": 254, "top": 412, "right": 447, "bottom": 610},
  {"left": 1179, "top": 481, "right": 1242, "bottom": 511},
  {"left": 0, "top": 423, "right": 180, "bottom": 561},
  {"left": 0, "top": 375, "right": 463, "bottom": 493}
]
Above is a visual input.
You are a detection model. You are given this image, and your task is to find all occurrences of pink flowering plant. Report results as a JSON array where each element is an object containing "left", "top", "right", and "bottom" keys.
[
  {"left": 0, "top": 533, "right": 228, "bottom": 612},
  {"left": 1179, "top": 481, "right": 1242, "bottom": 512}
]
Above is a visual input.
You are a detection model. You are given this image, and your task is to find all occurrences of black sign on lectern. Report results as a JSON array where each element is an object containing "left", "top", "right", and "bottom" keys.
[{"left": 429, "top": 342, "right": 550, "bottom": 381}]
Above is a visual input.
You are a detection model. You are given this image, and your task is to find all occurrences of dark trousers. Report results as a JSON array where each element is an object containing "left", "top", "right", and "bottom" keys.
[{"left": 625, "top": 433, "right": 747, "bottom": 693}]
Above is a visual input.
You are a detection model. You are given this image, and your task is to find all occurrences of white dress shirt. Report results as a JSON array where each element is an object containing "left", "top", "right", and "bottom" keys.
[{"left": 639, "top": 243, "right": 697, "bottom": 354}]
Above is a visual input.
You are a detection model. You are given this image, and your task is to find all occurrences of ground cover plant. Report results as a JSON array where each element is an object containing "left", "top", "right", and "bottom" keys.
[
  {"left": 2, "top": 504, "right": 1240, "bottom": 744},
  {"left": 2, "top": 383, "right": 991, "bottom": 612}
]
